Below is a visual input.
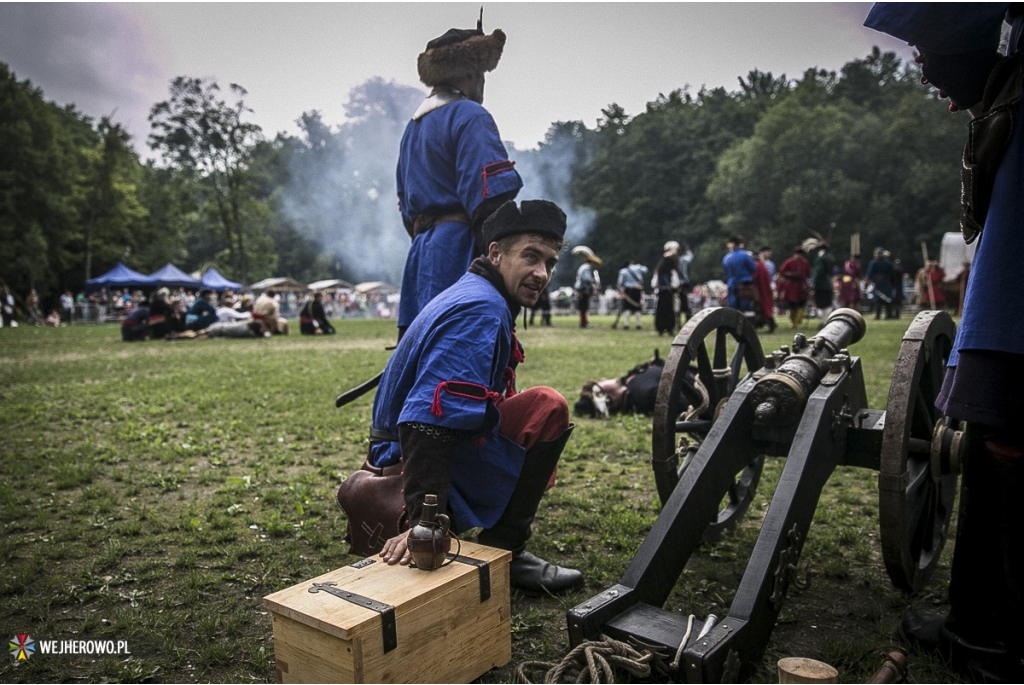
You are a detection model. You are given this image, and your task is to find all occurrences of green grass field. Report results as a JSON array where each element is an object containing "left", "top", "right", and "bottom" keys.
[{"left": 0, "top": 312, "right": 961, "bottom": 682}]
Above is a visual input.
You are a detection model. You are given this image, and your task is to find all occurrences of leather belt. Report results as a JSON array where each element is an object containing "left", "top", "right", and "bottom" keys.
[
  {"left": 370, "top": 427, "right": 398, "bottom": 442},
  {"left": 412, "top": 210, "right": 471, "bottom": 238}
]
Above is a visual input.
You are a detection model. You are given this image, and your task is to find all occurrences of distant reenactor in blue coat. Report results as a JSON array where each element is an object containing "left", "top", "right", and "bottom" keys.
[
  {"left": 865, "top": 247, "right": 895, "bottom": 320},
  {"left": 722, "top": 235, "right": 757, "bottom": 311}
]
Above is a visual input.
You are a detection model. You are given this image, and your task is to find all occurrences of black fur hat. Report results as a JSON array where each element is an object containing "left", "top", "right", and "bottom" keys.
[
  {"left": 481, "top": 200, "right": 567, "bottom": 246},
  {"left": 418, "top": 12, "right": 506, "bottom": 87}
]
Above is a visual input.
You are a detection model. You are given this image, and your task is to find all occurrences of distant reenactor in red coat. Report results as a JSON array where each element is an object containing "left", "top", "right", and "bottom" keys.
[
  {"left": 776, "top": 245, "right": 811, "bottom": 328},
  {"left": 838, "top": 255, "right": 862, "bottom": 309}
]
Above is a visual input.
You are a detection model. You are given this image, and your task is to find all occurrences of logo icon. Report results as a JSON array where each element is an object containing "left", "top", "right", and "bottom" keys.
[{"left": 10, "top": 634, "right": 34, "bottom": 660}]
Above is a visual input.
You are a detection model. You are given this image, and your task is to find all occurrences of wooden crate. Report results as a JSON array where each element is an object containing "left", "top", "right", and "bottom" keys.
[{"left": 263, "top": 541, "right": 511, "bottom": 683}]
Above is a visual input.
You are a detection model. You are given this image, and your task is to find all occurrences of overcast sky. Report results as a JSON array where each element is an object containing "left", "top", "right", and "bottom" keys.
[{"left": 0, "top": 3, "right": 912, "bottom": 152}]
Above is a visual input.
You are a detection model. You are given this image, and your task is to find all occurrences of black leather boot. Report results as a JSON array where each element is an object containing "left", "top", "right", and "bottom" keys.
[
  {"left": 509, "top": 550, "right": 583, "bottom": 595},
  {"left": 478, "top": 426, "right": 584, "bottom": 594},
  {"left": 899, "top": 610, "right": 1023, "bottom": 682},
  {"left": 899, "top": 427, "right": 1024, "bottom": 682}
]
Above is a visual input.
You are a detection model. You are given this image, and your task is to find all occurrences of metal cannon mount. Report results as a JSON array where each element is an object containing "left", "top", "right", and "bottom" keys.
[{"left": 567, "top": 307, "right": 964, "bottom": 683}]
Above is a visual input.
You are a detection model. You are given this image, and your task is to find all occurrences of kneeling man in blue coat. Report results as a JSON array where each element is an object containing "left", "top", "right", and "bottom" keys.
[{"left": 371, "top": 199, "right": 583, "bottom": 594}]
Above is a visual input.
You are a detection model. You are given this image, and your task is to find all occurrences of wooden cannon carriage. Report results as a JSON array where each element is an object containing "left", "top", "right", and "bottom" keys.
[{"left": 567, "top": 307, "right": 963, "bottom": 682}]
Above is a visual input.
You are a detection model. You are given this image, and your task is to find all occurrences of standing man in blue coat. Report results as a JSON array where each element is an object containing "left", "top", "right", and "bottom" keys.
[
  {"left": 722, "top": 235, "right": 757, "bottom": 312},
  {"left": 867, "top": 4, "right": 1024, "bottom": 680},
  {"left": 372, "top": 200, "right": 583, "bottom": 595},
  {"left": 396, "top": 14, "right": 523, "bottom": 335}
]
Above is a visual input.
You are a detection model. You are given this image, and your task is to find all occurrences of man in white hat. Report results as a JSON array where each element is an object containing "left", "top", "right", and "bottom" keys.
[
  {"left": 653, "top": 242, "right": 683, "bottom": 335},
  {"left": 214, "top": 292, "right": 251, "bottom": 327},
  {"left": 665, "top": 240, "right": 695, "bottom": 326},
  {"left": 395, "top": 13, "right": 523, "bottom": 337},
  {"left": 611, "top": 259, "right": 648, "bottom": 330},
  {"left": 572, "top": 246, "right": 602, "bottom": 328}
]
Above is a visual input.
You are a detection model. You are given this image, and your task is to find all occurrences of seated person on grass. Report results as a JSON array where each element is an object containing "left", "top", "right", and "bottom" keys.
[
  {"left": 299, "top": 292, "right": 335, "bottom": 335},
  {"left": 121, "top": 303, "right": 151, "bottom": 342},
  {"left": 184, "top": 289, "right": 218, "bottom": 331}
]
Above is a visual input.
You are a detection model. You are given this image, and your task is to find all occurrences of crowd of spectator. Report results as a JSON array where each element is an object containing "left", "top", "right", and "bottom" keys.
[{"left": 0, "top": 283, "right": 398, "bottom": 332}]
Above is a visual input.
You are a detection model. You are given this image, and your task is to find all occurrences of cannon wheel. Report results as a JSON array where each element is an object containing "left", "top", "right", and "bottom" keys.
[
  {"left": 879, "top": 310, "right": 959, "bottom": 594},
  {"left": 652, "top": 307, "right": 766, "bottom": 541}
]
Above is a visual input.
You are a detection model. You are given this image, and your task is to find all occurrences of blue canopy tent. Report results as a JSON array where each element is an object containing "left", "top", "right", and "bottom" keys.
[
  {"left": 149, "top": 263, "right": 202, "bottom": 290},
  {"left": 201, "top": 268, "right": 242, "bottom": 293},
  {"left": 85, "top": 262, "right": 157, "bottom": 294}
]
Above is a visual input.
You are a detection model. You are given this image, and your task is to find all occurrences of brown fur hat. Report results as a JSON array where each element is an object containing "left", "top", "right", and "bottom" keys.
[{"left": 418, "top": 28, "right": 506, "bottom": 87}]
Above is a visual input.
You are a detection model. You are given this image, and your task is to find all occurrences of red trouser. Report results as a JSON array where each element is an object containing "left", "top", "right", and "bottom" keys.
[{"left": 498, "top": 386, "right": 570, "bottom": 488}]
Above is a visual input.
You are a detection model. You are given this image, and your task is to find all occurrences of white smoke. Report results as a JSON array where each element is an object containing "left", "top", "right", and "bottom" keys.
[
  {"left": 510, "top": 121, "right": 598, "bottom": 286},
  {"left": 277, "top": 81, "right": 596, "bottom": 286},
  {"left": 277, "top": 78, "right": 423, "bottom": 286},
  {"left": 513, "top": 144, "right": 597, "bottom": 247}
]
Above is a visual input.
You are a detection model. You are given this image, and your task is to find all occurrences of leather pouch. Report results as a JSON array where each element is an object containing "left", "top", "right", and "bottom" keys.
[
  {"left": 336, "top": 459, "right": 406, "bottom": 556},
  {"left": 961, "top": 51, "right": 1024, "bottom": 243}
]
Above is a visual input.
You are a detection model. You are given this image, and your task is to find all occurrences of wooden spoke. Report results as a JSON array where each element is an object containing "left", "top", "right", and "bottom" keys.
[
  {"left": 652, "top": 307, "right": 765, "bottom": 540},
  {"left": 879, "top": 310, "right": 959, "bottom": 594}
]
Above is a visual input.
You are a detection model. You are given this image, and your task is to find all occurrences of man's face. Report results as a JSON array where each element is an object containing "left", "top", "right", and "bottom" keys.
[
  {"left": 488, "top": 235, "right": 560, "bottom": 308},
  {"left": 467, "top": 71, "right": 485, "bottom": 104}
]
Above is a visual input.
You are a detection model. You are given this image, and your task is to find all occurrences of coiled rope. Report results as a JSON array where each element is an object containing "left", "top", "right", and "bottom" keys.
[
  {"left": 517, "top": 635, "right": 655, "bottom": 683},
  {"left": 516, "top": 617, "right": 699, "bottom": 685}
]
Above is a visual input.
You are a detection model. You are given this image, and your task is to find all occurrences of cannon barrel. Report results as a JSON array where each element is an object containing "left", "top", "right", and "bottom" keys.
[{"left": 750, "top": 308, "right": 866, "bottom": 425}]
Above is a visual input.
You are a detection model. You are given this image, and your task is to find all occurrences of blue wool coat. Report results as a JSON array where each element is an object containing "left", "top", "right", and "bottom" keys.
[
  {"left": 722, "top": 248, "right": 757, "bottom": 308},
  {"left": 396, "top": 98, "right": 522, "bottom": 328},
  {"left": 370, "top": 272, "right": 525, "bottom": 532}
]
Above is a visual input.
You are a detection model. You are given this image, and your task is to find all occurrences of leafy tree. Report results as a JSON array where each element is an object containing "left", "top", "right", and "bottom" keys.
[
  {"left": 77, "top": 117, "right": 148, "bottom": 281},
  {"left": 133, "top": 163, "right": 198, "bottom": 273},
  {"left": 0, "top": 63, "right": 78, "bottom": 298},
  {"left": 245, "top": 136, "right": 333, "bottom": 282},
  {"left": 573, "top": 83, "right": 769, "bottom": 282},
  {"left": 706, "top": 52, "right": 964, "bottom": 271},
  {"left": 0, "top": 64, "right": 148, "bottom": 302},
  {"left": 148, "top": 76, "right": 263, "bottom": 282}
]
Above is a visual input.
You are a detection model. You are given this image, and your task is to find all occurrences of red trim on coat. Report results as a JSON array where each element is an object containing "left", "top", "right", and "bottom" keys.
[
  {"left": 430, "top": 380, "right": 501, "bottom": 417},
  {"left": 481, "top": 160, "right": 516, "bottom": 198},
  {"left": 510, "top": 332, "right": 525, "bottom": 364},
  {"left": 503, "top": 367, "right": 517, "bottom": 398}
]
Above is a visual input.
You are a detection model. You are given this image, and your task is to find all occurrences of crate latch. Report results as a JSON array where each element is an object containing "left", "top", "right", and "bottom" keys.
[
  {"left": 449, "top": 554, "right": 491, "bottom": 602},
  {"left": 308, "top": 582, "right": 398, "bottom": 652}
]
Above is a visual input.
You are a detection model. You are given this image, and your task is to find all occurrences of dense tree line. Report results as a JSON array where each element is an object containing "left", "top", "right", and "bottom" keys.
[
  {"left": 0, "top": 48, "right": 968, "bottom": 308},
  {"left": 570, "top": 48, "right": 966, "bottom": 285}
]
